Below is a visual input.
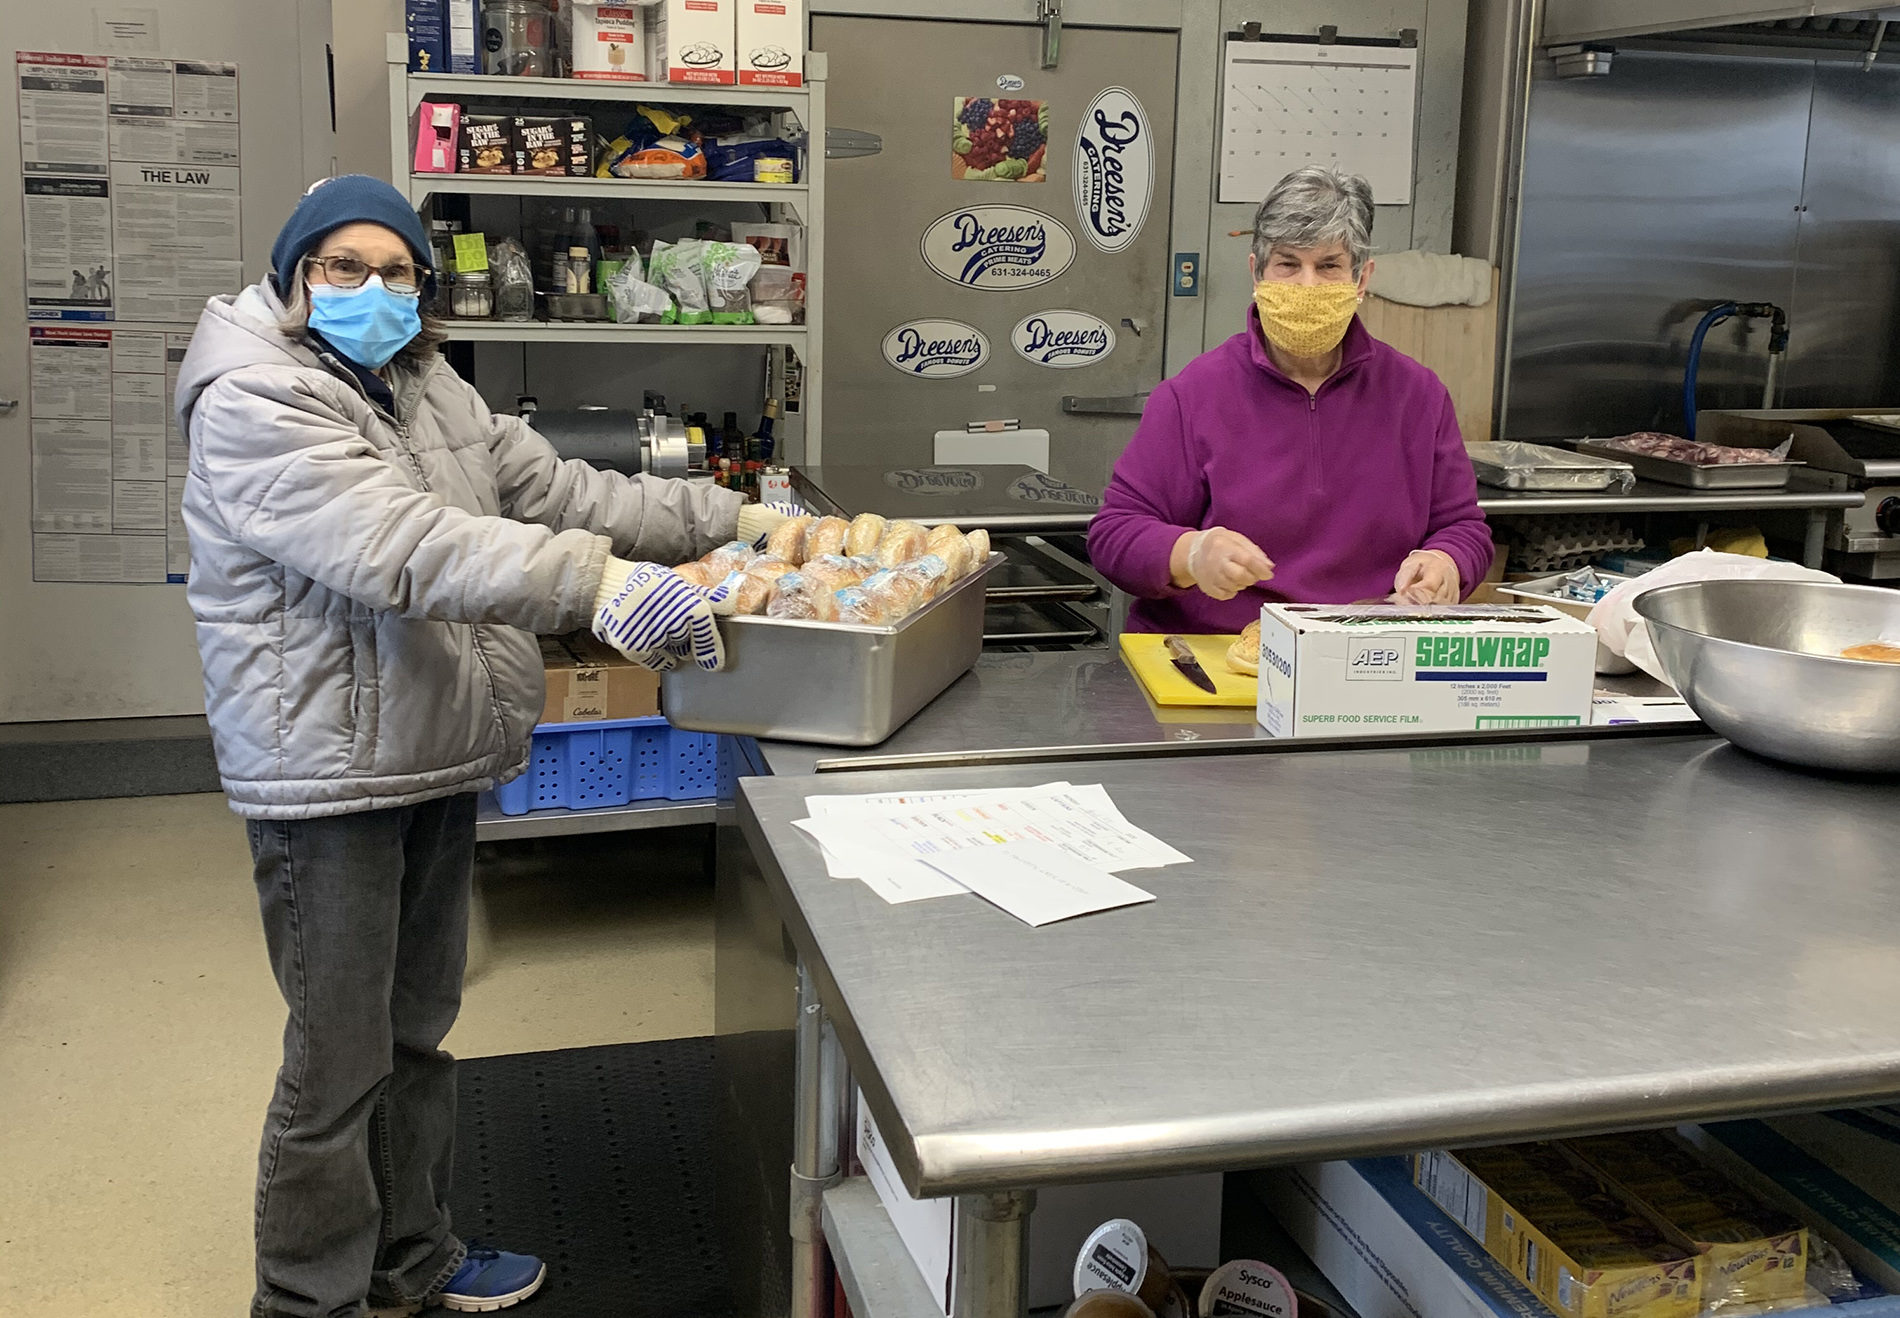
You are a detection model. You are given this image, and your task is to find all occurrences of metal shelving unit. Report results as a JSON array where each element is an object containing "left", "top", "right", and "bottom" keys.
[
  {"left": 473, "top": 793, "right": 716, "bottom": 842},
  {"left": 384, "top": 33, "right": 827, "bottom": 459}
]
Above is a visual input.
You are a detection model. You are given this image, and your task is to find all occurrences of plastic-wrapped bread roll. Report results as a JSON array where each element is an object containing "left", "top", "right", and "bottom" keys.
[
  {"left": 844, "top": 512, "right": 888, "bottom": 558},
  {"left": 730, "top": 555, "right": 796, "bottom": 615},
  {"left": 743, "top": 554, "right": 797, "bottom": 583},
  {"left": 893, "top": 553, "right": 952, "bottom": 602},
  {"left": 804, "top": 516, "right": 850, "bottom": 560},
  {"left": 966, "top": 528, "right": 991, "bottom": 565},
  {"left": 700, "top": 540, "right": 759, "bottom": 575},
  {"left": 875, "top": 520, "right": 930, "bottom": 568},
  {"left": 672, "top": 561, "right": 723, "bottom": 588},
  {"left": 836, "top": 570, "right": 929, "bottom": 625},
  {"left": 765, "top": 571, "right": 817, "bottom": 619},
  {"left": 765, "top": 514, "right": 815, "bottom": 565},
  {"left": 923, "top": 524, "right": 973, "bottom": 580}
]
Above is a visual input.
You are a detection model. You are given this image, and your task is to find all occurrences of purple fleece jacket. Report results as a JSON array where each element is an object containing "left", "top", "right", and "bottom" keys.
[{"left": 1089, "top": 310, "right": 1492, "bottom": 634}]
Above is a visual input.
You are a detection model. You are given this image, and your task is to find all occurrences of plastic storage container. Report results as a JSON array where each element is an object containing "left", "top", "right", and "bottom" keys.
[{"left": 492, "top": 716, "right": 731, "bottom": 815}]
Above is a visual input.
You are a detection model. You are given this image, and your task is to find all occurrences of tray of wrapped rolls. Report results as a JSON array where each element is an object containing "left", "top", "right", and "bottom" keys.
[{"left": 661, "top": 513, "right": 1000, "bottom": 746}]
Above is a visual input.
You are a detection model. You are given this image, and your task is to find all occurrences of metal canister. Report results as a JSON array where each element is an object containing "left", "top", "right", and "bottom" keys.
[{"left": 761, "top": 465, "right": 793, "bottom": 503}]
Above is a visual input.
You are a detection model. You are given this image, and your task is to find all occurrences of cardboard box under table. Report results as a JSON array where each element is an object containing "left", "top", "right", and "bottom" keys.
[
  {"left": 538, "top": 632, "right": 660, "bottom": 725},
  {"left": 1256, "top": 603, "right": 1595, "bottom": 738}
]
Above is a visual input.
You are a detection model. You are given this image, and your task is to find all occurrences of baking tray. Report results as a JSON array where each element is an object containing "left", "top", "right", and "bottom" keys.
[
  {"left": 983, "top": 599, "right": 1099, "bottom": 645},
  {"left": 661, "top": 553, "right": 1000, "bottom": 746},
  {"left": 1576, "top": 439, "right": 1801, "bottom": 489},
  {"left": 986, "top": 543, "right": 1101, "bottom": 601},
  {"left": 1467, "top": 442, "right": 1634, "bottom": 492}
]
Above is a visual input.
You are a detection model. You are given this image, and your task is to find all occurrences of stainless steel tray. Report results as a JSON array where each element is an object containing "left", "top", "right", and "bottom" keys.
[
  {"left": 662, "top": 553, "right": 1001, "bottom": 746},
  {"left": 1467, "top": 442, "right": 1633, "bottom": 492},
  {"left": 1576, "top": 440, "right": 1801, "bottom": 489}
]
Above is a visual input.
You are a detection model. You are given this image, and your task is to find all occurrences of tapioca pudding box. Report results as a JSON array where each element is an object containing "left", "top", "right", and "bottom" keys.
[{"left": 1255, "top": 602, "right": 1597, "bottom": 737}]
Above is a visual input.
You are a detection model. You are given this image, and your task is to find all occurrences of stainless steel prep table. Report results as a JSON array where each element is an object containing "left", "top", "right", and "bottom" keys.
[
  {"left": 741, "top": 734, "right": 1900, "bottom": 1318},
  {"left": 1477, "top": 479, "right": 1864, "bottom": 567}
]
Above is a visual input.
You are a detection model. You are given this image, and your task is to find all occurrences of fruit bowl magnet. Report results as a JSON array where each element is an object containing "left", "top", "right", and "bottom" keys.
[{"left": 953, "top": 96, "right": 1049, "bottom": 183}]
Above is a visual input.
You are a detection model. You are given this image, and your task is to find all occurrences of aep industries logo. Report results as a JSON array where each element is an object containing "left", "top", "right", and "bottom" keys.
[
  {"left": 1011, "top": 310, "right": 1116, "bottom": 368},
  {"left": 1073, "top": 87, "right": 1153, "bottom": 253},
  {"left": 920, "top": 206, "right": 1077, "bottom": 290},
  {"left": 880, "top": 319, "right": 990, "bottom": 379}
]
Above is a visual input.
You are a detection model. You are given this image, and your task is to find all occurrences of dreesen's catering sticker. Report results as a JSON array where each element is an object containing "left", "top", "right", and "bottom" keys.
[
  {"left": 1011, "top": 309, "right": 1116, "bottom": 369},
  {"left": 920, "top": 206, "right": 1076, "bottom": 290},
  {"left": 1074, "top": 87, "right": 1153, "bottom": 253},
  {"left": 885, "top": 467, "right": 985, "bottom": 496},
  {"left": 880, "top": 319, "right": 990, "bottom": 379}
]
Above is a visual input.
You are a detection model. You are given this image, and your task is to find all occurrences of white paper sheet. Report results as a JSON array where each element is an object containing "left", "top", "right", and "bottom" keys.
[
  {"left": 865, "top": 786, "right": 1192, "bottom": 874},
  {"left": 1591, "top": 695, "right": 1698, "bottom": 726},
  {"left": 921, "top": 842, "right": 1154, "bottom": 927}
]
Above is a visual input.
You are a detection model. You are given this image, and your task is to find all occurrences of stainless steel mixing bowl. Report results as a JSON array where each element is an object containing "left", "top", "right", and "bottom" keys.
[{"left": 1635, "top": 579, "right": 1900, "bottom": 772}]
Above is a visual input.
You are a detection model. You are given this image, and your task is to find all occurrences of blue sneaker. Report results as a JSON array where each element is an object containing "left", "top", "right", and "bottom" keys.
[{"left": 433, "top": 1244, "right": 547, "bottom": 1312}]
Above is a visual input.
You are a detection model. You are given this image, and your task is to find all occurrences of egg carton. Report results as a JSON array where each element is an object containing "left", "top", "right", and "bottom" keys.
[{"left": 1494, "top": 515, "right": 1645, "bottom": 576}]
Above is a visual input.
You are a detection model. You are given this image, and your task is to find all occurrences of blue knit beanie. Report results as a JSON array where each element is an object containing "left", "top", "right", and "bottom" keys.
[{"left": 270, "top": 175, "right": 434, "bottom": 296}]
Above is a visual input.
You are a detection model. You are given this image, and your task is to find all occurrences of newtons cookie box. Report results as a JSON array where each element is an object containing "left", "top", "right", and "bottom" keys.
[{"left": 1255, "top": 603, "right": 1596, "bottom": 738}]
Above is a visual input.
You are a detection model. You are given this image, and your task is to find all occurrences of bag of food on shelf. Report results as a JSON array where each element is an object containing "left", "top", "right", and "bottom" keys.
[
  {"left": 604, "top": 255, "right": 672, "bottom": 324},
  {"left": 646, "top": 240, "right": 710, "bottom": 325},
  {"left": 749, "top": 266, "right": 802, "bottom": 325},
  {"left": 597, "top": 107, "right": 706, "bottom": 180},
  {"left": 704, "top": 242, "right": 763, "bottom": 324}
]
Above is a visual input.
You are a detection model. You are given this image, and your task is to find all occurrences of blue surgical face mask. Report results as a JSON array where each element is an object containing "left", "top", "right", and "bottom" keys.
[{"left": 306, "top": 275, "right": 422, "bottom": 370}]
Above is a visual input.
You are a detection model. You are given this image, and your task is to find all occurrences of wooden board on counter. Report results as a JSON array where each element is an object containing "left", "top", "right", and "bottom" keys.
[{"left": 1358, "top": 269, "right": 1500, "bottom": 443}]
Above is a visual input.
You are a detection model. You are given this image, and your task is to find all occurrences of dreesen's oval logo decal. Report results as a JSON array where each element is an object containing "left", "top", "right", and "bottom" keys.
[
  {"left": 1074, "top": 87, "right": 1152, "bottom": 253},
  {"left": 1011, "top": 309, "right": 1116, "bottom": 369},
  {"left": 919, "top": 206, "right": 1077, "bottom": 291},
  {"left": 880, "top": 319, "right": 991, "bottom": 379}
]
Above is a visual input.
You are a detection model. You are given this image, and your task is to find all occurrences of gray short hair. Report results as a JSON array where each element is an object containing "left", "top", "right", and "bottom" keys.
[{"left": 1251, "top": 166, "right": 1375, "bottom": 274}]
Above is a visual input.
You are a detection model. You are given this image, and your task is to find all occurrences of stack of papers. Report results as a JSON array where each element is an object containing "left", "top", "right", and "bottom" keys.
[{"left": 791, "top": 783, "right": 1191, "bottom": 926}]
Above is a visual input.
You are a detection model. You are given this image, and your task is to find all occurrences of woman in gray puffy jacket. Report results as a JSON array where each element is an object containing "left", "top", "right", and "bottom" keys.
[{"left": 176, "top": 175, "right": 794, "bottom": 1317}]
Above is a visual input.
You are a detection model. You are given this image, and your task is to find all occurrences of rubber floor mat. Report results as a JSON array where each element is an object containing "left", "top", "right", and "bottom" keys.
[{"left": 452, "top": 1037, "right": 734, "bottom": 1317}]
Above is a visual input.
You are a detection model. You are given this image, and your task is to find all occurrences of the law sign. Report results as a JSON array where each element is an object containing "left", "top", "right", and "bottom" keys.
[
  {"left": 1073, "top": 87, "right": 1152, "bottom": 253},
  {"left": 880, "top": 319, "right": 990, "bottom": 378},
  {"left": 1010, "top": 309, "right": 1116, "bottom": 369},
  {"left": 919, "top": 206, "right": 1076, "bottom": 291}
]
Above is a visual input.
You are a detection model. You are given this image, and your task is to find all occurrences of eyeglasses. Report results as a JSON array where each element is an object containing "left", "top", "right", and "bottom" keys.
[{"left": 303, "top": 255, "right": 430, "bottom": 295}]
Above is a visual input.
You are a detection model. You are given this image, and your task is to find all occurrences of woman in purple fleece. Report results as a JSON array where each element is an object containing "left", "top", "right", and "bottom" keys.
[{"left": 1089, "top": 166, "right": 1492, "bottom": 634}]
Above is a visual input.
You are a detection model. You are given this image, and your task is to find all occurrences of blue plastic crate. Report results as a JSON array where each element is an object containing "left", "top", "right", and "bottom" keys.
[{"left": 493, "top": 716, "right": 732, "bottom": 816}]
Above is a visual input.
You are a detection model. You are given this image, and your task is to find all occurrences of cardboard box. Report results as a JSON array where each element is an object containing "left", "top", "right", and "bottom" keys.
[
  {"left": 414, "top": 101, "right": 460, "bottom": 174},
  {"left": 538, "top": 633, "right": 661, "bottom": 725},
  {"left": 1686, "top": 1113, "right": 1900, "bottom": 1293},
  {"left": 405, "top": 0, "right": 447, "bottom": 72},
  {"left": 457, "top": 114, "right": 512, "bottom": 173},
  {"left": 1253, "top": 1158, "right": 1558, "bottom": 1318},
  {"left": 653, "top": 0, "right": 736, "bottom": 84},
  {"left": 855, "top": 1094, "right": 1222, "bottom": 1314},
  {"left": 1255, "top": 603, "right": 1595, "bottom": 738},
  {"left": 1564, "top": 1131, "right": 1808, "bottom": 1311},
  {"left": 737, "top": 0, "right": 802, "bottom": 86},
  {"left": 445, "top": 0, "right": 480, "bottom": 73},
  {"left": 511, "top": 115, "right": 592, "bottom": 176},
  {"left": 571, "top": 3, "right": 652, "bottom": 80},
  {"left": 1414, "top": 1147, "right": 1702, "bottom": 1318}
]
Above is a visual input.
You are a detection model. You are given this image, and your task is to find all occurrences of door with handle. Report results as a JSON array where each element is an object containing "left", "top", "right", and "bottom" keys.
[{"left": 812, "top": 15, "right": 1177, "bottom": 494}]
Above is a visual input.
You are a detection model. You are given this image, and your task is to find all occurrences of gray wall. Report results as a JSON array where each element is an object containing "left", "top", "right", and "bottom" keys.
[{"left": 1504, "top": 49, "right": 1900, "bottom": 440}]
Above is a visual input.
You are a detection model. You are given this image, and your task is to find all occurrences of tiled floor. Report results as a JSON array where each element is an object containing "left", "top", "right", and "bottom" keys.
[{"left": 0, "top": 793, "right": 715, "bottom": 1316}]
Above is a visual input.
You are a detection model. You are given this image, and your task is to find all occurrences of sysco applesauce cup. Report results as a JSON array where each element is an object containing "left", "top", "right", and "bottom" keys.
[
  {"left": 1064, "top": 1291, "right": 1157, "bottom": 1318},
  {"left": 1075, "top": 1219, "right": 1175, "bottom": 1313},
  {"left": 1197, "top": 1259, "right": 1297, "bottom": 1318}
]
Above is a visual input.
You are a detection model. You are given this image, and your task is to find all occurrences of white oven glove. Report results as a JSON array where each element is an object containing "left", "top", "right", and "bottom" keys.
[
  {"left": 736, "top": 501, "right": 805, "bottom": 550},
  {"left": 591, "top": 558, "right": 736, "bottom": 673}
]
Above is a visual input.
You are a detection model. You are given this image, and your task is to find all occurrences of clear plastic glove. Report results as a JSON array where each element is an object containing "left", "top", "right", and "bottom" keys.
[
  {"left": 1392, "top": 549, "right": 1461, "bottom": 605},
  {"left": 736, "top": 500, "right": 805, "bottom": 550},
  {"left": 1175, "top": 527, "right": 1275, "bottom": 601},
  {"left": 591, "top": 559, "right": 736, "bottom": 672}
]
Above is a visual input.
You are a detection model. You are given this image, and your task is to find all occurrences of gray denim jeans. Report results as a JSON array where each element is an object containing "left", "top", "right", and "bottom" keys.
[{"left": 245, "top": 793, "right": 477, "bottom": 1318}]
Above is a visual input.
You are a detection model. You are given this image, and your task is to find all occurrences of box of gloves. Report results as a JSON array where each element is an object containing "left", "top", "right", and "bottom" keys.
[{"left": 1255, "top": 603, "right": 1595, "bottom": 738}]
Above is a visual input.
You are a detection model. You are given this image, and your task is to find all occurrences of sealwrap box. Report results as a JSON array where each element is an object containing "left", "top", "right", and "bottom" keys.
[
  {"left": 737, "top": 0, "right": 803, "bottom": 86},
  {"left": 652, "top": 0, "right": 736, "bottom": 84},
  {"left": 1256, "top": 603, "right": 1596, "bottom": 738},
  {"left": 1414, "top": 1146, "right": 1703, "bottom": 1318},
  {"left": 1564, "top": 1130, "right": 1808, "bottom": 1311}
]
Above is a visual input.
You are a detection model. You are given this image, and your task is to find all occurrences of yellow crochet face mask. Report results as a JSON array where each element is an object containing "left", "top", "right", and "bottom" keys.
[{"left": 1253, "top": 280, "right": 1362, "bottom": 358}]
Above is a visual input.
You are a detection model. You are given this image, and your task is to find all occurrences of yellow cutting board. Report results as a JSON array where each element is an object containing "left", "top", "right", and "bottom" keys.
[{"left": 1119, "top": 633, "right": 1258, "bottom": 707}]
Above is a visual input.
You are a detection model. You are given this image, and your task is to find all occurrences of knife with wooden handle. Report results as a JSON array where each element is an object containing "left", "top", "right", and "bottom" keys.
[{"left": 1163, "top": 635, "right": 1219, "bottom": 694}]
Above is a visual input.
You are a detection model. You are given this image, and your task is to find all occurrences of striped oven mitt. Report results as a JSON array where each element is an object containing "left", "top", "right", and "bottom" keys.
[{"left": 591, "top": 560, "right": 737, "bottom": 673}]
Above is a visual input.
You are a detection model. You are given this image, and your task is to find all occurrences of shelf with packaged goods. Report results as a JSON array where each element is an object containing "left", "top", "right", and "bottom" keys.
[
  {"left": 440, "top": 321, "right": 808, "bottom": 346},
  {"left": 407, "top": 72, "right": 810, "bottom": 115},
  {"left": 407, "top": 173, "right": 808, "bottom": 208}
]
